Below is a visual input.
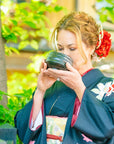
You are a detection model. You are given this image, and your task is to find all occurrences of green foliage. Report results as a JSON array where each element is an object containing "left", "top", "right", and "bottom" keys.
[
  {"left": 0, "top": 51, "right": 51, "bottom": 132},
  {"left": 0, "top": 1, "right": 65, "bottom": 143},
  {"left": 0, "top": 71, "right": 38, "bottom": 127},
  {"left": 3, "top": 50, "right": 51, "bottom": 127},
  {"left": 0, "top": 88, "right": 33, "bottom": 126},
  {"left": 95, "top": 0, "right": 114, "bottom": 23},
  {"left": 1, "top": 0, "right": 65, "bottom": 55},
  {"left": 5, "top": 45, "right": 19, "bottom": 55},
  {"left": 8, "top": 72, "right": 37, "bottom": 95},
  {"left": 27, "top": 51, "right": 51, "bottom": 72},
  {"left": 2, "top": 25, "right": 18, "bottom": 42},
  {"left": 1, "top": 0, "right": 65, "bottom": 124}
]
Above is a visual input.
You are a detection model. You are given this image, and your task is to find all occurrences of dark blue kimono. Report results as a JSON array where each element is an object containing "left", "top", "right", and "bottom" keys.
[{"left": 14, "top": 69, "right": 114, "bottom": 144}]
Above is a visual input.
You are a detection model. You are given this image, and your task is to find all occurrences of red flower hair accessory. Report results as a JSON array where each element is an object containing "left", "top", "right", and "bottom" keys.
[{"left": 95, "top": 30, "right": 112, "bottom": 58}]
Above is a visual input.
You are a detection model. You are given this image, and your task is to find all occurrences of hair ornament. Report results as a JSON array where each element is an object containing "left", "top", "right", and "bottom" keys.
[{"left": 95, "top": 25, "right": 112, "bottom": 58}]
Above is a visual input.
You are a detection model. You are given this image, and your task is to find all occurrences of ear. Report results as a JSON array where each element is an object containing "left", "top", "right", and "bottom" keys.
[
  {"left": 91, "top": 46, "right": 96, "bottom": 55},
  {"left": 87, "top": 46, "right": 96, "bottom": 57}
]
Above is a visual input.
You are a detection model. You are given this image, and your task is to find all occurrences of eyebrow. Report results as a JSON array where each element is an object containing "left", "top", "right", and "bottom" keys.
[{"left": 57, "top": 43, "right": 76, "bottom": 47}]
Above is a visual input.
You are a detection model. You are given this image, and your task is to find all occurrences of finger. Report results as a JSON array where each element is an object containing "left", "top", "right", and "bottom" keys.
[
  {"left": 57, "top": 76, "right": 68, "bottom": 84},
  {"left": 39, "top": 59, "right": 45, "bottom": 72},
  {"left": 66, "top": 62, "right": 74, "bottom": 72},
  {"left": 46, "top": 68, "right": 69, "bottom": 76},
  {"left": 43, "top": 62, "right": 47, "bottom": 71},
  {"left": 44, "top": 70, "right": 62, "bottom": 79},
  {"left": 40, "top": 68, "right": 44, "bottom": 74},
  {"left": 43, "top": 70, "right": 57, "bottom": 78}
]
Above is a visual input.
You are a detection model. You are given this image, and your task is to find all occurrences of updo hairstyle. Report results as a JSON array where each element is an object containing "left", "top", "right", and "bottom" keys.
[{"left": 51, "top": 11, "right": 100, "bottom": 62}]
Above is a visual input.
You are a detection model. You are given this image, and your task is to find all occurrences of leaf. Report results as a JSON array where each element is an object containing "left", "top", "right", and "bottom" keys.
[
  {"left": 24, "top": 21, "right": 37, "bottom": 29},
  {"left": 9, "top": 47, "right": 20, "bottom": 54},
  {"left": 8, "top": 33, "right": 18, "bottom": 42},
  {"left": 40, "top": 15, "right": 51, "bottom": 26},
  {"left": 2, "top": 25, "right": 11, "bottom": 33},
  {"left": 54, "top": 5, "right": 63, "bottom": 12},
  {"left": 107, "top": 8, "right": 114, "bottom": 23},
  {"left": 0, "top": 95, "right": 2, "bottom": 101},
  {"left": 8, "top": 99, "right": 14, "bottom": 108},
  {"left": 30, "top": 40, "right": 38, "bottom": 49},
  {"left": 14, "top": 93, "right": 24, "bottom": 98},
  {"left": 29, "top": 31, "right": 37, "bottom": 38},
  {"left": 21, "top": 8, "right": 28, "bottom": 16},
  {"left": 37, "top": 11, "right": 44, "bottom": 15},
  {"left": 18, "top": 40, "right": 29, "bottom": 50},
  {"left": 106, "top": 0, "right": 114, "bottom": 5},
  {"left": 11, "top": 19, "right": 18, "bottom": 26},
  {"left": 20, "top": 31, "right": 29, "bottom": 40},
  {"left": 0, "top": 90, "right": 8, "bottom": 97},
  {"left": 23, "top": 88, "right": 33, "bottom": 97},
  {"left": 99, "top": 14, "right": 107, "bottom": 22}
]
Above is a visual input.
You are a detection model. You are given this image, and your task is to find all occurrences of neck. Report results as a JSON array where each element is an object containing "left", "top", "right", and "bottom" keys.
[{"left": 78, "top": 61, "right": 93, "bottom": 76}]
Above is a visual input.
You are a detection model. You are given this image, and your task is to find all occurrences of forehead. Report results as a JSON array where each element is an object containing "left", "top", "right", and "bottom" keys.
[{"left": 57, "top": 29, "right": 77, "bottom": 45}]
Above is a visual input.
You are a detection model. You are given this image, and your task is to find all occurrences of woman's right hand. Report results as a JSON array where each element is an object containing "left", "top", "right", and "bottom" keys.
[
  {"left": 37, "top": 60, "right": 56, "bottom": 94},
  {"left": 32, "top": 60, "right": 56, "bottom": 122}
]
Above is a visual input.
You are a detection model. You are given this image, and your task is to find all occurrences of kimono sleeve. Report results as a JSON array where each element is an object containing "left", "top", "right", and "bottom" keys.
[
  {"left": 29, "top": 103, "right": 43, "bottom": 130},
  {"left": 72, "top": 86, "right": 114, "bottom": 143},
  {"left": 14, "top": 99, "right": 44, "bottom": 144}
]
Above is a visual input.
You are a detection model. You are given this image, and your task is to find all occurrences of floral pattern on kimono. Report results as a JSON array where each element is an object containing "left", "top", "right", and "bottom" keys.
[{"left": 91, "top": 80, "right": 114, "bottom": 100}]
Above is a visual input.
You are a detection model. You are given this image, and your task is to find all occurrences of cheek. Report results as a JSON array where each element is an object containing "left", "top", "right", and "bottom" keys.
[
  {"left": 70, "top": 51, "right": 80, "bottom": 62},
  {"left": 70, "top": 55, "right": 78, "bottom": 67},
  {"left": 71, "top": 52, "right": 84, "bottom": 68}
]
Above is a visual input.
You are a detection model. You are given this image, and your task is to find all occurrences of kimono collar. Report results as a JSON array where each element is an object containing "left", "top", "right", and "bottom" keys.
[{"left": 82, "top": 68, "right": 104, "bottom": 88}]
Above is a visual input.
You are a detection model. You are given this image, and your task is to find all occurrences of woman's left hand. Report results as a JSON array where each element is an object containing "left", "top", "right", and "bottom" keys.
[{"left": 43, "top": 62, "right": 86, "bottom": 101}]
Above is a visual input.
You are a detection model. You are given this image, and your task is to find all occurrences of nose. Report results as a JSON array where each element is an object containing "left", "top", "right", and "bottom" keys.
[{"left": 62, "top": 49, "right": 69, "bottom": 56}]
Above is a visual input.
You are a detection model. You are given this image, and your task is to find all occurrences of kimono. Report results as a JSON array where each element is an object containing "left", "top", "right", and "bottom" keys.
[{"left": 14, "top": 69, "right": 114, "bottom": 144}]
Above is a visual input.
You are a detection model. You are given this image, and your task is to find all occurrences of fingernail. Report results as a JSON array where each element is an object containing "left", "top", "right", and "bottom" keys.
[
  {"left": 66, "top": 62, "right": 70, "bottom": 66},
  {"left": 41, "top": 68, "right": 43, "bottom": 72}
]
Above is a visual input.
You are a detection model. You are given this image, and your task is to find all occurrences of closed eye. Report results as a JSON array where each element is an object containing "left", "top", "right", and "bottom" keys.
[
  {"left": 69, "top": 47, "right": 76, "bottom": 51},
  {"left": 58, "top": 47, "right": 64, "bottom": 51}
]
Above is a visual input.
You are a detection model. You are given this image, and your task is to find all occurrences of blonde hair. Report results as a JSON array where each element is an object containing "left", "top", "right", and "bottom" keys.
[{"left": 51, "top": 11, "right": 100, "bottom": 63}]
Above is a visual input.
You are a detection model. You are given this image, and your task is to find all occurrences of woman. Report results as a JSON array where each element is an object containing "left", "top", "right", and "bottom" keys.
[{"left": 14, "top": 12, "right": 114, "bottom": 144}]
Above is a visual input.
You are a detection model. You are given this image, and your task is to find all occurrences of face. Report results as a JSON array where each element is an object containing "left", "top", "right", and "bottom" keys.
[{"left": 57, "top": 29, "right": 92, "bottom": 70}]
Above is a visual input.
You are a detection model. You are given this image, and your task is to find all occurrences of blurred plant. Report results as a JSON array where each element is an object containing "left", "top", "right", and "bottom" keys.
[
  {"left": 0, "top": 0, "right": 65, "bottom": 127},
  {"left": 27, "top": 51, "right": 51, "bottom": 72},
  {"left": 0, "top": 88, "right": 33, "bottom": 126},
  {"left": 0, "top": 0, "right": 65, "bottom": 98},
  {"left": 0, "top": 1, "right": 65, "bottom": 143},
  {"left": 95, "top": 0, "right": 114, "bottom": 24},
  {"left": 1, "top": 0, "right": 65, "bottom": 53}
]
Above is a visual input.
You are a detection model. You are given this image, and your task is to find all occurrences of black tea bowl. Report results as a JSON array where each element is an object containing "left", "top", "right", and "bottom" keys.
[{"left": 46, "top": 51, "right": 73, "bottom": 70}]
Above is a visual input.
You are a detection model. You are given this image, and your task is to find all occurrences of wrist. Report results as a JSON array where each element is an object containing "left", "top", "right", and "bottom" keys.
[
  {"left": 34, "top": 88, "right": 45, "bottom": 102},
  {"left": 36, "top": 87, "right": 45, "bottom": 95},
  {"left": 74, "top": 83, "right": 86, "bottom": 102}
]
